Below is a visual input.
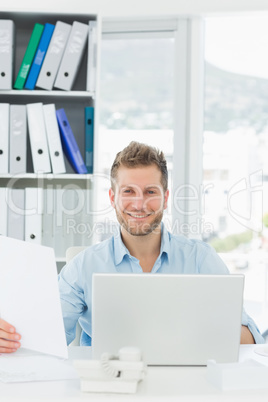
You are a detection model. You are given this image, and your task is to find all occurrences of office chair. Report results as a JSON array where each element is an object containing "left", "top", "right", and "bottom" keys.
[{"left": 65, "top": 246, "right": 87, "bottom": 346}]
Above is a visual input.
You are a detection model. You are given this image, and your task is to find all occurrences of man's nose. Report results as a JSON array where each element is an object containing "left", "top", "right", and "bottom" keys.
[{"left": 131, "top": 194, "right": 145, "bottom": 210}]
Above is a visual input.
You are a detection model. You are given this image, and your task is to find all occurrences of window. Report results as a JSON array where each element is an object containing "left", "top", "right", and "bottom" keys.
[
  {"left": 95, "top": 21, "right": 175, "bottom": 240},
  {"left": 203, "top": 15, "right": 268, "bottom": 332}
]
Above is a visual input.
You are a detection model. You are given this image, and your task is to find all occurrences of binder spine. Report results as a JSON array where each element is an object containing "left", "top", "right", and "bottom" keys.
[
  {"left": 9, "top": 104, "right": 27, "bottom": 174},
  {"left": 25, "top": 23, "right": 55, "bottom": 90},
  {"left": 36, "top": 21, "right": 71, "bottom": 90},
  {"left": 0, "top": 188, "right": 8, "bottom": 236},
  {"left": 43, "top": 104, "right": 66, "bottom": 174},
  {"left": 14, "top": 23, "right": 44, "bottom": 90},
  {"left": 7, "top": 188, "right": 25, "bottom": 241},
  {"left": 86, "top": 20, "right": 97, "bottom": 93},
  {"left": 85, "top": 106, "right": 94, "bottom": 174},
  {"left": 54, "top": 21, "right": 89, "bottom": 91},
  {"left": 25, "top": 187, "right": 43, "bottom": 244},
  {"left": 0, "top": 103, "right": 9, "bottom": 174},
  {"left": 0, "top": 20, "right": 15, "bottom": 90},
  {"left": 26, "top": 102, "right": 51, "bottom": 173},
  {"left": 56, "top": 108, "right": 87, "bottom": 174}
]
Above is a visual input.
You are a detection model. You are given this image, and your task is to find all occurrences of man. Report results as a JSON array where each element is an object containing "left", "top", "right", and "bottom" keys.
[{"left": 0, "top": 141, "right": 264, "bottom": 352}]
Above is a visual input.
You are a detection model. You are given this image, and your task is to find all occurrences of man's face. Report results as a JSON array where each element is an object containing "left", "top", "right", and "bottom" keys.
[{"left": 109, "top": 165, "right": 169, "bottom": 236}]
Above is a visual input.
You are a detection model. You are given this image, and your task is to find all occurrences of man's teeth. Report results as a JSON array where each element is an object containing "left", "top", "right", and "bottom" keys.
[{"left": 129, "top": 214, "right": 149, "bottom": 218}]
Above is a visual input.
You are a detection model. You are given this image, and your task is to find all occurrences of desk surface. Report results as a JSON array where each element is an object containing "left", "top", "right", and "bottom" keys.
[{"left": 1, "top": 345, "right": 268, "bottom": 401}]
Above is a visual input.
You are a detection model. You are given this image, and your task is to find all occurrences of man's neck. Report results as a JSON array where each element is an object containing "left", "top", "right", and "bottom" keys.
[{"left": 120, "top": 225, "right": 162, "bottom": 272}]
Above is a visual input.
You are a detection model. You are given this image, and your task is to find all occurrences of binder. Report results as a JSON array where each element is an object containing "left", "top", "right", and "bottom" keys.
[
  {"left": 86, "top": 20, "right": 97, "bottom": 93},
  {"left": 25, "top": 187, "right": 43, "bottom": 244},
  {"left": 25, "top": 23, "right": 55, "bottom": 90},
  {"left": 26, "top": 102, "right": 51, "bottom": 173},
  {"left": 85, "top": 106, "right": 94, "bottom": 174},
  {"left": 36, "top": 21, "right": 71, "bottom": 90},
  {"left": 0, "top": 103, "right": 9, "bottom": 174},
  {"left": 42, "top": 188, "right": 54, "bottom": 248},
  {"left": 0, "top": 20, "right": 15, "bottom": 90},
  {"left": 54, "top": 21, "right": 89, "bottom": 91},
  {"left": 0, "top": 188, "right": 8, "bottom": 236},
  {"left": 7, "top": 188, "right": 25, "bottom": 241},
  {"left": 43, "top": 103, "right": 66, "bottom": 174},
  {"left": 9, "top": 104, "right": 27, "bottom": 174},
  {"left": 56, "top": 108, "right": 87, "bottom": 174},
  {"left": 14, "top": 23, "right": 44, "bottom": 90}
]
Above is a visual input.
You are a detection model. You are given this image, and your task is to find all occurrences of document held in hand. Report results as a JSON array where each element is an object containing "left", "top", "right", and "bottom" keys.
[{"left": 0, "top": 236, "right": 68, "bottom": 359}]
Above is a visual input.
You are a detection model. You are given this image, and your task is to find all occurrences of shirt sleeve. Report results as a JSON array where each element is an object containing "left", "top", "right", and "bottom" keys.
[
  {"left": 58, "top": 257, "right": 85, "bottom": 345},
  {"left": 242, "top": 309, "right": 265, "bottom": 344}
]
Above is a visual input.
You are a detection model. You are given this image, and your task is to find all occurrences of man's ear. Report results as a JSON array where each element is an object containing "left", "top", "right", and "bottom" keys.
[
  {"left": 164, "top": 189, "right": 169, "bottom": 210},
  {"left": 109, "top": 188, "right": 115, "bottom": 208}
]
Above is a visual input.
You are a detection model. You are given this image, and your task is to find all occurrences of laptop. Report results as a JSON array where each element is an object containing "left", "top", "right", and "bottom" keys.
[{"left": 92, "top": 273, "right": 244, "bottom": 366}]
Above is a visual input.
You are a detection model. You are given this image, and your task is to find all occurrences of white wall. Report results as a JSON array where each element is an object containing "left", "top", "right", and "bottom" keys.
[{"left": 3, "top": 0, "right": 268, "bottom": 17}]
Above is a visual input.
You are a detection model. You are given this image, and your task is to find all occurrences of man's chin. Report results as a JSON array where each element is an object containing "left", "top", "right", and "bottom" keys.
[{"left": 123, "top": 222, "right": 161, "bottom": 236}]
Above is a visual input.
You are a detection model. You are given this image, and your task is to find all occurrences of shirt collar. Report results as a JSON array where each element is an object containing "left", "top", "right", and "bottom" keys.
[{"left": 113, "top": 222, "right": 170, "bottom": 266}]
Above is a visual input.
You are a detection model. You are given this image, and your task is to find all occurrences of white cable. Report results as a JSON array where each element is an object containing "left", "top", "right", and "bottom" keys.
[{"left": 100, "top": 353, "right": 120, "bottom": 378}]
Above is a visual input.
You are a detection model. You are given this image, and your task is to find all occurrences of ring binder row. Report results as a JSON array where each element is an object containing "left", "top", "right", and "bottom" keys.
[
  {"left": 0, "top": 186, "right": 89, "bottom": 257},
  {"left": 0, "top": 102, "right": 94, "bottom": 175},
  {"left": 0, "top": 18, "right": 98, "bottom": 92}
]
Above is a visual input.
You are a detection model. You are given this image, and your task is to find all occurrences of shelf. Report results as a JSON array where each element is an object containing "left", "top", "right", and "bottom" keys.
[
  {"left": 0, "top": 173, "right": 92, "bottom": 180},
  {"left": 0, "top": 173, "right": 93, "bottom": 189},
  {"left": 0, "top": 90, "right": 95, "bottom": 99}
]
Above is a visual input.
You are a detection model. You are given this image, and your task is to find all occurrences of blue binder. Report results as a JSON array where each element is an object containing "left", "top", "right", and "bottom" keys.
[
  {"left": 56, "top": 108, "right": 87, "bottom": 174},
  {"left": 25, "top": 23, "right": 55, "bottom": 90},
  {"left": 85, "top": 107, "right": 94, "bottom": 174}
]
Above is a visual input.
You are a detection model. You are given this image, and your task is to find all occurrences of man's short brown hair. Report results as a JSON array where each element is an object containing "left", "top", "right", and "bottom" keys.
[{"left": 110, "top": 141, "right": 168, "bottom": 191}]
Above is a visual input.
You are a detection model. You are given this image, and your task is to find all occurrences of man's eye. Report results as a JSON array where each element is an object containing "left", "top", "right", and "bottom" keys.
[
  {"left": 147, "top": 190, "right": 156, "bottom": 194},
  {"left": 123, "top": 189, "right": 132, "bottom": 194}
]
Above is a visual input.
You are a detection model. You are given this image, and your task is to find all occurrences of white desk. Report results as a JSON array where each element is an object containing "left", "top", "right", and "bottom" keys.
[{"left": 1, "top": 345, "right": 268, "bottom": 401}]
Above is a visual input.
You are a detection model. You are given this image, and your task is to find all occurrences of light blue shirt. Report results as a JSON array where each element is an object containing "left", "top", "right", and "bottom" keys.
[{"left": 58, "top": 224, "right": 264, "bottom": 345}]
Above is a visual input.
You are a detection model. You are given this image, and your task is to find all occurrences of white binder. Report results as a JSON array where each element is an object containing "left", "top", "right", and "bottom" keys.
[
  {"left": 9, "top": 104, "right": 27, "bottom": 174},
  {"left": 54, "top": 21, "right": 89, "bottom": 91},
  {"left": 25, "top": 187, "right": 43, "bottom": 244},
  {"left": 36, "top": 21, "right": 71, "bottom": 90},
  {"left": 26, "top": 103, "right": 51, "bottom": 173},
  {"left": 0, "top": 20, "right": 14, "bottom": 90},
  {"left": 42, "top": 188, "right": 54, "bottom": 249},
  {"left": 0, "top": 188, "right": 8, "bottom": 236},
  {"left": 0, "top": 103, "right": 9, "bottom": 174},
  {"left": 86, "top": 20, "right": 97, "bottom": 93},
  {"left": 43, "top": 104, "right": 66, "bottom": 174},
  {"left": 7, "top": 188, "right": 25, "bottom": 241}
]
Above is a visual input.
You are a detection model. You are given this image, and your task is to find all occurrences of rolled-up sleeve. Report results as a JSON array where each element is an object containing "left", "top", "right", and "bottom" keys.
[
  {"left": 58, "top": 258, "right": 85, "bottom": 345},
  {"left": 242, "top": 309, "right": 265, "bottom": 344}
]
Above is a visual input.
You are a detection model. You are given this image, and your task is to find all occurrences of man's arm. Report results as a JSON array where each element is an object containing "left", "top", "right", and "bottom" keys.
[
  {"left": 0, "top": 319, "right": 21, "bottom": 353},
  {"left": 240, "top": 325, "right": 255, "bottom": 344}
]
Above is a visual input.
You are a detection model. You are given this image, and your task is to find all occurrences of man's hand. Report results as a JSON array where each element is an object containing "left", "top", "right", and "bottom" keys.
[
  {"left": 240, "top": 325, "right": 255, "bottom": 344},
  {"left": 0, "top": 319, "right": 21, "bottom": 353}
]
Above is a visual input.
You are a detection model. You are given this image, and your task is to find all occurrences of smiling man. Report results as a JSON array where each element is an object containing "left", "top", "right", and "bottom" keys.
[{"left": 0, "top": 141, "right": 264, "bottom": 353}]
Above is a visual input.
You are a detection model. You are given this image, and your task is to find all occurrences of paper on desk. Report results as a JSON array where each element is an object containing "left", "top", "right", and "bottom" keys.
[
  {"left": 0, "top": 353, "right": 78, "bottom": 383},
  {"left": 0, "top": 236, "right": 68, "bottom": 359}
]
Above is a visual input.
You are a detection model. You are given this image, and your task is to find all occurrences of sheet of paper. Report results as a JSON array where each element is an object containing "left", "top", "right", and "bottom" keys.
[
  {"left": 0, "top": 236, "right": 68, "bottom": 359},
  {"left": 0, "top": 353, "right": 78, "bottom": 382}
]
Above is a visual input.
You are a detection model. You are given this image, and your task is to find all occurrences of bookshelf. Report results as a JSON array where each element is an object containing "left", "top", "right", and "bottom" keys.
[{"left": 0, "top": 10, "right": 100, "bottom": 269}]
